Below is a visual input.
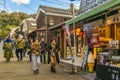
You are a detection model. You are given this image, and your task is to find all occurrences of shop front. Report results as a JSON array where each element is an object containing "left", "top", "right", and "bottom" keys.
[
  {"left": 69, "top": 28, "right": 84, "bottom": 57},
  {"left": 82, "top": 13, "right": 120, "bottom": 79},
  {"left": 65, "top": 0, "right": 120, "bottom": 76},
  {"left": 96, "top": 13, "right": 120, "bottom": 80}
]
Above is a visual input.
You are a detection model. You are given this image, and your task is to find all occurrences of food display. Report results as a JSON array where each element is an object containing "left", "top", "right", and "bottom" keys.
[
  {"left": 98, "top": 49, "right": 120, "bottom": 68},
  {"left": 99, "top": 37, "right": 113, "bottom": 47}
]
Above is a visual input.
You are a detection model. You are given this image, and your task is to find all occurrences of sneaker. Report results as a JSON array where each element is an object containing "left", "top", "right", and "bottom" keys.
[
  {"left": 36, "top": 69, "right": 39, "bottom": 74},
  {"left": 53, "top": 69, "right": 56, "bottom": 73},
  {"left": 34, "top": 70, "right": 37, "bottom": 74}
]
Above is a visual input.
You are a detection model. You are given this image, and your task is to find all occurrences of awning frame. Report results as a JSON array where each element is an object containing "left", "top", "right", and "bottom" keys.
[{"left": 66, "top": 0, "right": 120, "bottom": 25}]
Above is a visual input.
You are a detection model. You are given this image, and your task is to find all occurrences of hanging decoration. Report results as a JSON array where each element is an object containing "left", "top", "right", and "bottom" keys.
[{"left": 63, "top": 26, "right": 73, "bottom": 61}]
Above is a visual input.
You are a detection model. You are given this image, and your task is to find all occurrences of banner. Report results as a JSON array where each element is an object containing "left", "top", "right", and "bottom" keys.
[
  {"left": 63, "top": 26, "right": 71, "bottom": 46},
  {"left": 63, "top": 26, "right": 74, "bottom": 63},
  {"left": 87, "top": 31, "right": 100, "bottom": 48}
]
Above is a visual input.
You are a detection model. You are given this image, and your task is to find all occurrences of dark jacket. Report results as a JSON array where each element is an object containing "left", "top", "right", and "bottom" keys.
[
  {"left": 47, "top": 44, "right": 60, "bottom": 64},
  {"left": 40, "top": 41, "right": 47, "bottom": 52}
]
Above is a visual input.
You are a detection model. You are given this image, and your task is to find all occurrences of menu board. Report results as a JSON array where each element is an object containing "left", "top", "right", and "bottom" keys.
[{"left": 109, "top": 40, "right": 119, "bottom": 49}]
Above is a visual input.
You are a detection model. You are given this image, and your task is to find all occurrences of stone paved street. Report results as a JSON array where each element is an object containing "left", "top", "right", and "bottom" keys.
[{"left": 0, "top": 60, "right": 86, "bottom": 80}]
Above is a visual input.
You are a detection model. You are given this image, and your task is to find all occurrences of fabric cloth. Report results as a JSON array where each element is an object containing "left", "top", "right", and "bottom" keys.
[
  {"left": 32, "top": 55, "right": 40, "bottom": 70},
  {"left": 47, "top": 43, "right": 60, "bottom": 64},
  {"left": 15, "top": 38, "right": 25, "bottom": 49},
  {"left": 31, "top": 42, "right": 41, "bottom": 56},
  {"left": 3, "top": 40, "right": 14, "bottom": 59},
  {"left": 4, "top": 39, "right": 13, "bottom": 43},
  {"left": 50, "top": 55, "right": 56, "bottom": 67}
]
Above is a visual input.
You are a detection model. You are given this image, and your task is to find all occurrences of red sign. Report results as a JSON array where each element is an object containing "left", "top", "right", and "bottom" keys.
[{"left": 88, "top": 32, "right": 100, "bottom": 48}]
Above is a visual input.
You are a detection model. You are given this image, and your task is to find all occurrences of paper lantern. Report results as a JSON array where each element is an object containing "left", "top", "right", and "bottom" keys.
[
  {"left": 76, "top": 28, "right": 81, "bottom": 35},
  {"left": 79, "top": 31, "right": 84, "bottom": 37}
]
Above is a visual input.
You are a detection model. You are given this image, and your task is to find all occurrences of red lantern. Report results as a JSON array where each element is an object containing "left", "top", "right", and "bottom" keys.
[
  {"left": 76, "top": 28, "right": 80, "bottom": 35},
  {"left": 79, "top": 31, "right": 84, "bottom": 38}
]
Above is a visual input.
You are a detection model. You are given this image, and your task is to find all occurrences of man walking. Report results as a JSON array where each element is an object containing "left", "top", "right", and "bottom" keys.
[
  {"left": 15, "top": 34, "right": 25, "bottom": 61},
  {"left": 40, "top": 38, "right": 47, "bottom": 64}
]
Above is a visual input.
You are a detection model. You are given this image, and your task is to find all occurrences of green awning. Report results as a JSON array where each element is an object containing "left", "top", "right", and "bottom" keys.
[{"left": 66, "top": 0, "right": 120, "bottom": 25}]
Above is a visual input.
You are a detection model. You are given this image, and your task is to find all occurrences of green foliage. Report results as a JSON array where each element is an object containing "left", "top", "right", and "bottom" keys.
[{"left": 0, "top": 10, "right": 36, "bottom": 38}]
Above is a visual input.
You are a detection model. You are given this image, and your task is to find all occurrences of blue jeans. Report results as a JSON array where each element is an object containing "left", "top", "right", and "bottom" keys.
[
  {"left": 40, "top": 51, "right": 46, "bottom": 63},
  {"left": 16, "top": 49, "right": 23, "bottom": 60}
]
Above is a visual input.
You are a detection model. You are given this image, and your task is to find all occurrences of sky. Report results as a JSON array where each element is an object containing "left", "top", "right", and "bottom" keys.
[{"left": 0, "top": 0, "right": 80, "bottom": 14}]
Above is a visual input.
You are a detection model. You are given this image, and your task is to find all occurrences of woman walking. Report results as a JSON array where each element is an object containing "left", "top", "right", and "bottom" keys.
[
  {"left": 31, "top": 39, "right": 41, "bottom": 74},
  {"left": 3, "top": 37, "right": 14, "bottom": 62},
  {"left": 48, "top": 39, "right": 60, "bottom": 73}
]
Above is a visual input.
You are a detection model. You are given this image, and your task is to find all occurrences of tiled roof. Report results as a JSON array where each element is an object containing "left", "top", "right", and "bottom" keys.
[{"left": 39, "top": 5, "right": 72, "bottom": 15}]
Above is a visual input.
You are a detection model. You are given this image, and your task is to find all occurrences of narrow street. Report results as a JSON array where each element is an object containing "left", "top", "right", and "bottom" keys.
[
  {"left": 0, "top": 41, "right": 86, "bottom": 80},
  {"left": 0, "top": 61, "right": 86, "bottom": 80}
]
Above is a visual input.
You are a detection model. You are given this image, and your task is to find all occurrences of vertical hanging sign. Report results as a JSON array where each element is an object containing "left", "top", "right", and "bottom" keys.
[
  {"left": 87, "top": 30, "right": 100, "bottom": 48},
  {"left": 63, "top": 26, "right": 74, "bottom": 62}
]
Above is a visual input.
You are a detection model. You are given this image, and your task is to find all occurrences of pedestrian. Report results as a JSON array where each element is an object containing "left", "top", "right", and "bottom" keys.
[
  {"left": 31, "top": 39, "right": 41, "bottom": 74},
  {"left": 48, "top": 39, "right": 60, "bottom": 73},
  {"left": 3, "top": 37, "right": 14, "bottom": 62},
  {"left": 23, "top": 37, "right": 28, "bottom": 57},
  {"left": 15, "top": 34, "right": 25, "bottom": 61},
  {"left": 40, "top": 38, "right": 47, "bottom": 64},
  {"left": 27, "top": 39, "right": 32, "bottom": 61}
]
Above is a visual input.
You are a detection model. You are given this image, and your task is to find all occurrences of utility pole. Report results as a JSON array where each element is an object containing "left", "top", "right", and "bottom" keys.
[{"left": 70, "top": 2, "right": 77, "bottom": 73}]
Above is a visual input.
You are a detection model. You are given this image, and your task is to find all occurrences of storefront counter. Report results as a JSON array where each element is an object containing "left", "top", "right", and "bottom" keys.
[{"left": 96, "top": 64, "right": 120, "bottom": 80}]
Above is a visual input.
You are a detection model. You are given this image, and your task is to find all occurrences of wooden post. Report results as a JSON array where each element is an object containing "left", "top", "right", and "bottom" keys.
[{"left": 115, "top": 24, "right": 117, "bottom": 40}]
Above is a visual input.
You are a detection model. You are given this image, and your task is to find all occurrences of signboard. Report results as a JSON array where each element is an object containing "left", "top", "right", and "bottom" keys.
[
  {"left": 83, "top": 19, "right": 103, "bottom": 31},
  {"left": 96, "top": 64, "right": 120, "bottom": 80},
  {"left": 109, "top": 40, "right": 119, "bottom": 49},
  {"left": 63, "top": 26, "right": 73, "bottom": 62},
  {"left": 87, "top": 31, "right": 100, "bottom": 48},
  {"left": 106, "top": 14, "right": 120, "bottom": 25},
  {"left": 82, "top": 46, "right": 89, "bottom": 68}
]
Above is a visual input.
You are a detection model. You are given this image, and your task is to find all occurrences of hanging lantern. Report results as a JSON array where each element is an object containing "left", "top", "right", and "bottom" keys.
[
  {"left": 76, "top": 28, "right": 81, "bottom": 35},
  {"left": 79, "top": 31, "right": 84, "bottom": 38}
]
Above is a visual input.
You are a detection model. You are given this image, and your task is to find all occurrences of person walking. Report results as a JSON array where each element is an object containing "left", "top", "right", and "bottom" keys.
[
  {"left": 48, "top": 39, "right": 60, "bottom": 73},
  {"left": 27, "top": 39, "right": 32, "bottom": 61},
  {"left": 23, "top": 37, "right": 28, "bottom": 57},
  {"left": 40, "top": 38, "right": 47, "bottom": 64},
  {"left": 3, "top": 37, "right": 14, "bottom": 62},
  {"left": 31, "top": 39, "right": 41, "bottom": 74},
  {"left": 15, "top": 35, "right": 25, "bottom": 61}
]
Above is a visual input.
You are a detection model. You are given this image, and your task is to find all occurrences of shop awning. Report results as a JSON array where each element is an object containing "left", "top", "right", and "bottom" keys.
[
  {"left": 48, "top": 22, "right": 65, "bottom": 30},
  {"left": 66, "top": 0, "right": 120, "bottom": 25}
]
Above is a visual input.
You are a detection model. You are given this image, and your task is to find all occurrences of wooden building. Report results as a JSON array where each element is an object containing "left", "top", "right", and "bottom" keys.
[{"left": 36, "top": 5, "right": 73, "bottom": 43}]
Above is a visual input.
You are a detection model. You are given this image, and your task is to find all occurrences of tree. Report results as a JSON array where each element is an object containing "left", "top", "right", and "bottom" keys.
[{"left": 0, "top": 10, "right": 36, "bottom": 38}]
